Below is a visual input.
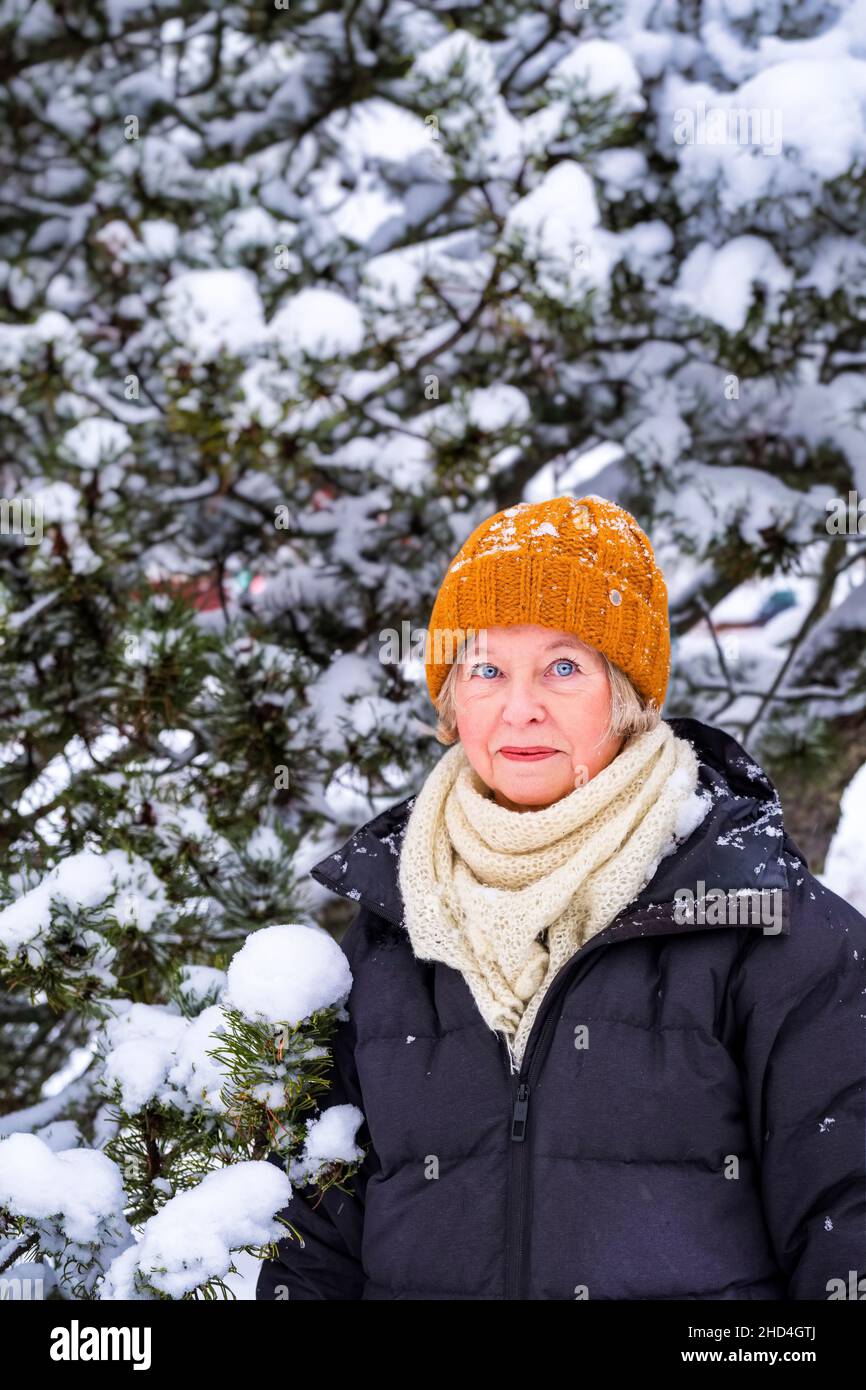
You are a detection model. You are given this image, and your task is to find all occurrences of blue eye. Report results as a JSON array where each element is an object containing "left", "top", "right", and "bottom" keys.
[{"left": 468, "top": 658, "right": 582, "bottom": 680}]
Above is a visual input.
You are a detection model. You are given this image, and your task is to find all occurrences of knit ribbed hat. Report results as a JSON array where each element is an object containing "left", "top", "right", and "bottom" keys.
[{"left": 424, "top": 494, "right": 670, "bottom": 710}]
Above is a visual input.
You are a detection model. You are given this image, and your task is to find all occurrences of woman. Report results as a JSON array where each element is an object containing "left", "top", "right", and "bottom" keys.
[{"left": 257, "top": 494, "right": 866, "bottom": 1301}]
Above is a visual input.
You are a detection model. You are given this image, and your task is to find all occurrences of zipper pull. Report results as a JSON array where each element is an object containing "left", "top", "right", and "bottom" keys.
[{"left": 511, "top": 1083, "right": 531, "bottom": 1141}]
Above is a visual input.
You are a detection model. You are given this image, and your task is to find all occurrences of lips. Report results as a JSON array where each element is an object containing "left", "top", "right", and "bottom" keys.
[{"left": 498, "top": 747, "right": 561, "bottom": 761}]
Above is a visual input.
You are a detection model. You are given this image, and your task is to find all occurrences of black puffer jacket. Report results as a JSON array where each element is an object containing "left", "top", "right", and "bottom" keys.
[{"left": 256, "top": 717, "right": 866, "bottom": 1300}]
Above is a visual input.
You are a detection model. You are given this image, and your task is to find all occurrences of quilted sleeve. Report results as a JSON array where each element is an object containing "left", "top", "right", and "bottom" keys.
[{"left": 732, "top": 879, "right": 866, "bottom": 1300}]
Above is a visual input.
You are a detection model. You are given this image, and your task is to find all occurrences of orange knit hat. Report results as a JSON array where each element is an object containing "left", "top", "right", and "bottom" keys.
[{"left": 424, "top": 494, "right": 670, "bottom": 710}]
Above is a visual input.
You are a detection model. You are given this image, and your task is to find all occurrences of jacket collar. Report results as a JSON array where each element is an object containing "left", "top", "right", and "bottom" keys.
[{"left": 308, "top": 717, "right": 800, "bottom": 939}]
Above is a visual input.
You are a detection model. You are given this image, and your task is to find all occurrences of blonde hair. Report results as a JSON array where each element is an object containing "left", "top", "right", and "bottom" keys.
[{"left": 429, "top": 634, "right": 661, "bottom": 748}]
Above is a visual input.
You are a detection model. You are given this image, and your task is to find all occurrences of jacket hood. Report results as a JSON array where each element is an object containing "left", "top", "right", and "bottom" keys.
[{"left": 308, "top": 717, "right": 802, "bottom": 936}]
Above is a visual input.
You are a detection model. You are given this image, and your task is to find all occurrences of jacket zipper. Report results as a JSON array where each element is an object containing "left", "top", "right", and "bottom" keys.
[
  {"left": 499, "top": 921, "right": 627, "bottom": 1300},
  {"left": 499, "top": 904, "right": 697, "bottom": 1300}
]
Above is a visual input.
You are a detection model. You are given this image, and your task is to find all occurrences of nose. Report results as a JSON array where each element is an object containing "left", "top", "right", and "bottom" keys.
[{"left": 498, "top": 673, "right": 549, "bottom": 726}]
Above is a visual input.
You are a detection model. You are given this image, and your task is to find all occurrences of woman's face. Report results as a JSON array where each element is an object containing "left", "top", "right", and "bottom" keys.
[{"left": 453, "top": 624, "right": 624, "bottom": 812}]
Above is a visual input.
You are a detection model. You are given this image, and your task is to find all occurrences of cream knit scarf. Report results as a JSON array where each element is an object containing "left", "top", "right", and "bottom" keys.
[{"left": 398, "top": 721, "right": 704, "bottom": 1072}]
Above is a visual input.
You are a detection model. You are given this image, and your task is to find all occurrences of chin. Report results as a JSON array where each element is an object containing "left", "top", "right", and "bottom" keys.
[{"left": 495, "top": 780, "right": 566, "bottom": 810}]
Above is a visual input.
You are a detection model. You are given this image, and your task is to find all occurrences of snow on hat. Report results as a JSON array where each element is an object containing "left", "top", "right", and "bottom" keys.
[{"left": 424, "top": 494, "right": 670, "bottom": 710}]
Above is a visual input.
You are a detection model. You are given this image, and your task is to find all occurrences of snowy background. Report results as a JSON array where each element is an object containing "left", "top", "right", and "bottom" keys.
[{"left": 1, "top": 0, "right": 866, "bottom": 1298}]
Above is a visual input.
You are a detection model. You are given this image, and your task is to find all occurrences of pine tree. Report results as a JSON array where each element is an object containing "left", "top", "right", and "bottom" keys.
[{"left": 2, "top": 0, "right": 865, "bottom": 1295}]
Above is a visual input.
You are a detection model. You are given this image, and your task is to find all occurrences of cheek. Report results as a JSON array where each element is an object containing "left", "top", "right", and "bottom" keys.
[
  {"left": 558, "top": 681, "right": 611, "bottom": 733},
  {"left": 455, "top": 692, "right": 494, "bottom": 749}
]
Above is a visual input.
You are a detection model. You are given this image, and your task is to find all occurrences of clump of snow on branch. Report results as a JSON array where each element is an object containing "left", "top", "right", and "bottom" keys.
[
  {"left": 287, "top": 1104, "right": 366, "bottom": 1187},
  {"left": 222, "top": 922, "right": 353, "bottom": 1027},
  {"left": 0, "top": 848, "right": 170, "bottom": 957},
  {"left": 0, "top": 1133, "right": 134, "bottom": 1296},
  {"left": 100, "top": 1161, "right": 292, "bottom": 1299},
  {"left": 96, "top": 1002, "right": 231, "bottom": 1115}
]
